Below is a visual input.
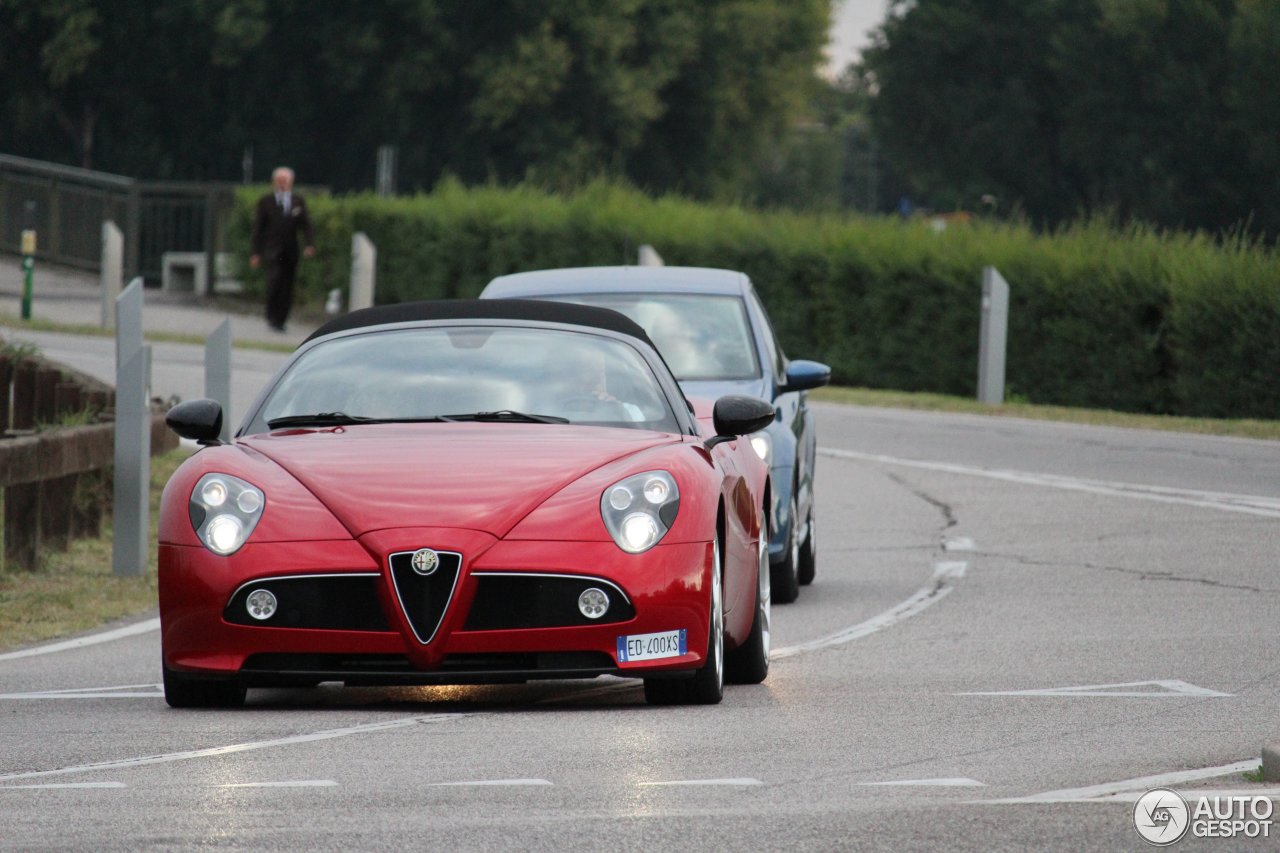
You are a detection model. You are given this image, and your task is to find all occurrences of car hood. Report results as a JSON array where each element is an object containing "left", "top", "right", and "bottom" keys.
[
  {"left": 239, "top": 423, "right": 680, "bottom": 538},
  {"left": 679, "top": 377, "right": 769, "bottom": 403}
]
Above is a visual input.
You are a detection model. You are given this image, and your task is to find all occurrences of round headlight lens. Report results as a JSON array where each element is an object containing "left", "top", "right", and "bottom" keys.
[
  {"left": 205, "top": 514, "right": 245, "bottom": 555},
  {"left": 620, "top": 513, "right": 659, "bottom": 553},
  {"left": 643, "top": 477, "right": 669, "bottom": 504},
  {"left": 236, "top": 489, "right": 263, "bottom": 514},
  {"left": 608, "top": 486, "right": 633, "bottom": 511},
  {"left": 201, "top": 479, "right": 228, "bottom": 507}
]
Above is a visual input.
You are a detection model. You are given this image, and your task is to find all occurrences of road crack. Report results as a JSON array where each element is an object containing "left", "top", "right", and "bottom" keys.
[{"left": 985, "top": 552, "right": 1276, "bottom": 594}]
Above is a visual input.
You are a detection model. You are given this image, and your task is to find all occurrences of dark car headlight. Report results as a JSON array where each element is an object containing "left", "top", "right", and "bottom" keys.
[
  {"left": 600, "top": 471, "right": 679, "bottom": 554},
  {"left": 189, "top": 473, "right": 265, "bottom": 556}
]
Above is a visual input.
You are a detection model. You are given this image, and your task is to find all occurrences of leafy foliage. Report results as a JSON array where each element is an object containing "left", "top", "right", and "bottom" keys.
[
  {"left": 0, "top": 0, "right": 829, "bottom": 199},
  {"left": 858, "top": 0, "right": 1280, "bottom": 236},
  {"left": 228, "top": 182, "right": 1280, "bottom": 419}
]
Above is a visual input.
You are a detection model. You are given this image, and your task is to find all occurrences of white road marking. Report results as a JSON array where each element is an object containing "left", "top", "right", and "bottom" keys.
[
  {"left": 983, "top": 759, "right": 1260, "bottom": 804},
  {"left": 0, "top": 618, "right": 160, "bottom": 663},
  {"left": 639, "top": 778, "right": 763, "bottom": 787},
  {"left": 859, "top": 778, "right": 985, "bottom": 787},
  {"left": 0, "top": 683, "right": 163, "bottom": 700},
  {"left": 819, "top": 447, "right": 1280, "bottom": 518},
  {"left": 428, "top": 779, "right": 552, "bottom": 787},
  {"left": 1072, "top": 787, "right": 1280, "bottom": 804},
  {"left": 0, "top": 713, "right": 469, "bottom": 784},
  {"left": 0, "top": 782, "right": 126, "bottom": 790},
  {"left": 959, "top": 679, "right": 1232, "bottom": 698},
  {"left": 772, "top": 561, "right": 967, "bottom": 659},
  {"left": 944, "top": 537, "right": 975, "bottom": 551},
  {"left": 217, "top": 780, "right": 338, "bottom": 789}
]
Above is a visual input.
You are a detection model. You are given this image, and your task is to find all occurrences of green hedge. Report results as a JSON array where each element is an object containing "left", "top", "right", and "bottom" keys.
[{"left": 228, "top": 181, "right": 1280, "bottom": 419}]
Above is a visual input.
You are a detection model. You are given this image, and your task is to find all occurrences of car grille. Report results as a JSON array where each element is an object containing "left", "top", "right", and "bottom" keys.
[
  {"left": 463, "top": 573, "right": 635, "bottom": 630},
  {"left": 223, "top": 574, "right": 391, "bottom": 631},
  {"left": 239, "top": 652, "right": 616, "bottom": 686},
  {"left": 388, "top": 549, "right": 463, "bottom": 644}
]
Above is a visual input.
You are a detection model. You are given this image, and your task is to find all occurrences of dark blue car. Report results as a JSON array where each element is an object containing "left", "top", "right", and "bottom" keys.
[{"left": 482, "top": 266, "right": 830, "bottom": 602}]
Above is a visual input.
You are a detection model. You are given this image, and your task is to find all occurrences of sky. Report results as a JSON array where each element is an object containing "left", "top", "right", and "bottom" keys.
[{"left": 824, "top": 0, "right": 891, "bottom": 78}]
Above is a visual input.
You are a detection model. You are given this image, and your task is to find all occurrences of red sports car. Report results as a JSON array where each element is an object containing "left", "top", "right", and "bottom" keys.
[{"left": 159, "top": 300, "right": 775, "bottom": 707}]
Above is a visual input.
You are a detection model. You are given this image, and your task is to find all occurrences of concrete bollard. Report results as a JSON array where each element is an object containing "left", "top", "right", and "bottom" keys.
[{"left": 1263, "top": 743, "right": 1280, "bottom": 782}]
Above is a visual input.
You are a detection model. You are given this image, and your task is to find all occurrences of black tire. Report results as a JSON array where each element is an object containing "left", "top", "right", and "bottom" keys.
[
  {"left": 726, "top": 515, "right": 770, "bottom": 685},
  {"left": 645, "top": 540, "right": 724, "bottom": 705},
  {"left": 163, "top": 665, "right": 246, "bottom": 709},
  {"left": 770, "top": 494, "right": 801, "bottom": 604},
  {"left": 797, "top": 504, "right": 816, "bottom": 586}
]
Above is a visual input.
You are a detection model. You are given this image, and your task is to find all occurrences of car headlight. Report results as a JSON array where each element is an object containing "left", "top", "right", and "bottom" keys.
[
  {"left": 749, "top": 431, "right": 772, "bottom": 465},
  {"left": 601, "top": 471, "right": 679, "bottom": 554},
  {"left": 189, "top": 473, "right": 265, "bottom": 556}
]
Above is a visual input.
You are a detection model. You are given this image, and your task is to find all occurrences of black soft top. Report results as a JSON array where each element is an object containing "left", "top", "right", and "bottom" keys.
[{"left": 304, "top": 298, "right": 657, "bottom": 349}]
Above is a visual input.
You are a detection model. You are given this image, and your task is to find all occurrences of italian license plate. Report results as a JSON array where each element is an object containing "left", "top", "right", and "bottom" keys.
[{"left": 617, "top": 629, "right": 687, "bottom": 663}]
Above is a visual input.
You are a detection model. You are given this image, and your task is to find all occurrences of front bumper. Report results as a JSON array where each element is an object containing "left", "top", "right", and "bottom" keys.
[{"left": 159, "top": 531, "right": 712, "bottom": 686}]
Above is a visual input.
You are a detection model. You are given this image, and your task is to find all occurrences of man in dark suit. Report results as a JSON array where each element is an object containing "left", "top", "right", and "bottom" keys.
[{"left": 250, "top": 166, "right": 316, "bottom": 331}]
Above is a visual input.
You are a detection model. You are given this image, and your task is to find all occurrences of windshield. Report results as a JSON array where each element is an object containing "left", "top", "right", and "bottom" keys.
[
  {"left": 541, "top": 294, "right": 760, "bottom": 381},
  {"left": 249, "top": 325, "right": 681, "bottom": 433}
]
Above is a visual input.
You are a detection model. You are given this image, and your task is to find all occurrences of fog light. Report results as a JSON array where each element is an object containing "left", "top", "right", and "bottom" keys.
[
  {"left": 578, "top": 587, "right": 610, "bottom": 619},
  {"left": 245, "top": 589, "right": 277, "bottom": 621}
]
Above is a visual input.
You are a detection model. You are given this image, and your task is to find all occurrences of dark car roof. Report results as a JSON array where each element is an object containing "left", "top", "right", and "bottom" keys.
[
  {"left": 304, "top": 298, "right": 658, "bottom": 349},
  {"left": 484, "top": 266, "right": 751, "bottom": 298}
]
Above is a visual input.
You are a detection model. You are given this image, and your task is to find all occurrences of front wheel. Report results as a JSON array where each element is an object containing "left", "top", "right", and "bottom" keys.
[
  {"left": 726, "top": 515, "right": 770, "bottom": 684},
  {"left": 645, "top": 539, "right": 724, "bottom": 705},
  {"left": 163, "top": 664, "right": 246, "bottom": 709}
]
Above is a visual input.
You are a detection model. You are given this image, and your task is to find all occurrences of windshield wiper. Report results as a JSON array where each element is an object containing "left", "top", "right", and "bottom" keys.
[
  {"left": 440, "top": 410, "right": 569, "bottom": 424},
  {"left": 267, "top": 411, "right": 378, "bottom": 429}
]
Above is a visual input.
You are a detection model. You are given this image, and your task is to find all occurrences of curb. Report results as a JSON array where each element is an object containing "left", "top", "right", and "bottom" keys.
[{"left": 1263, "top": 744, "right": 1280, "bottom": 782}]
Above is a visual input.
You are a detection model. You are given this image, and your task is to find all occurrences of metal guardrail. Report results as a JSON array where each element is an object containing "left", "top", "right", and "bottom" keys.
[{"left": 0, "top": 152, "right": 238, "bottom": 284}]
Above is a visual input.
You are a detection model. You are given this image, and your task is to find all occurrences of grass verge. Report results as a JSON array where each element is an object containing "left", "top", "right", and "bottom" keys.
[
  {"left": 0, "top": 447, "right": 192, "bottom": 653},
  {"left": 813, "top": 386, "right": 1280, "bottom": 441},
  {"left": 0, "top": 312, "right": 297, "bottom": 354}
]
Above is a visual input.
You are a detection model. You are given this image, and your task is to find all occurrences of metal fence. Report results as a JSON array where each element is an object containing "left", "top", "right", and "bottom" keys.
[{"left": 0, "top": 153, "right": 238, "bottom": 284}]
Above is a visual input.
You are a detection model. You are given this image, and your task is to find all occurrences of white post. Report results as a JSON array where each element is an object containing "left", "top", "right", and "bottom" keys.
[
  {"left": 100, "top": 221, "right": 123, "bottom": 329},
  {"left": 113, "top": 278, "right": 150, "bottom": 577},
  {"left": 205, "top": 317, "right": 233, "bottom": 443},
  {"left": 977, "top": 266, "right": 1009, "bottom": 405},
  {"left": 350, "top": 232, "right": 376, "bottom": 311},
  {"left": 638, "top": 244, "right": 664, "bottom": 267}
]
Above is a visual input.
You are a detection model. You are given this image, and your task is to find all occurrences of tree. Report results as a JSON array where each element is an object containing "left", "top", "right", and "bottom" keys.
[
  {"left": 858, "top": 0, "right": 1280, "bottom": 235},
  {"left": 0, "top": 0, "right": 835, "bottom": 201}
]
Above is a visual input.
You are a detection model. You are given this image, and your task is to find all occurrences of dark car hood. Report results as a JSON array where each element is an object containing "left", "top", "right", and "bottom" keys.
[
  {"left": 240, "top": 423, "right": 679, "bottom": 538},
  {"left": 679, "top": 377, "right": 769, "bottom": 403}
]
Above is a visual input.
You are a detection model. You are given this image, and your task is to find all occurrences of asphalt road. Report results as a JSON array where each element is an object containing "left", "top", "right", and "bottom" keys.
[{"left": 2, "top": 332, "right": 1279, "bottom": 851}]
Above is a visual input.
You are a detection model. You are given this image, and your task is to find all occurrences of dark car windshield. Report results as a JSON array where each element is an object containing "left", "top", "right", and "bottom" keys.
[
  {"left": 541, "top": 294, "right": 760, "bottom": 381},
  {"left": 251, "top": 325, "right": 681, "bottom": 433}
]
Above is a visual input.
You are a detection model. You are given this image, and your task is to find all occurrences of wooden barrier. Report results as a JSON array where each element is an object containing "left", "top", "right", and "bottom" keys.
[{"left": 0, "top": 349, "right": 176, "bottom": 571}]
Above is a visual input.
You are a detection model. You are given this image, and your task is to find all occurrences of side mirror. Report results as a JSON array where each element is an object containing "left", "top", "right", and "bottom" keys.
[
  {"left": 166, "top": 398, "right": 224, "bottom": 445},
  {"left": 782, "top": 359, "right": 831, "bottom": 393},
  {"left": 707, "top": 395, "right": 775, "bottom": 449}
]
